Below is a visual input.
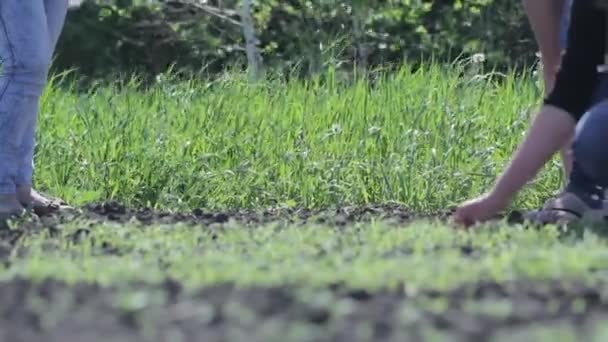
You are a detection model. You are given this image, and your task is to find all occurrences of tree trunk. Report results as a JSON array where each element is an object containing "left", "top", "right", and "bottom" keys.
[{"left": 241, "top": 0, "right": 262, "bottom": 80}]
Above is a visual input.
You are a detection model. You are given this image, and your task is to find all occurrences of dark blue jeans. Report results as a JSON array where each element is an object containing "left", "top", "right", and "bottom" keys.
[
  {"left": 559, "top": 0, "right": 573, "bottom": 49},
  {"left": 567, "top": 75, "right": 608, "bottom": 208}
]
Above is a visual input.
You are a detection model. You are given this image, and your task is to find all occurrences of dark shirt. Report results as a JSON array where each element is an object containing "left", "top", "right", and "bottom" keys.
[{"left": 544, "top": 0, "right": 606, "bottom": 121}]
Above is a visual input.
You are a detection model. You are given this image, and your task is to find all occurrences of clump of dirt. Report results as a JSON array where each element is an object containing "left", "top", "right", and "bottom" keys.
[{"left": 0, "top": 278, "right": 607, "bottom": 342}]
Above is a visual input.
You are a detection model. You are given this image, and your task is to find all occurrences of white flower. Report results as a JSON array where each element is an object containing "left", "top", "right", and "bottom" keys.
[{"left": 472, "top": 53, "right": 486, "bottom": 64}]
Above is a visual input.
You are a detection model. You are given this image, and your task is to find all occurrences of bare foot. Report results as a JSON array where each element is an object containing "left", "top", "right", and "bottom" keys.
[
  {"left": 16, "top": 186, "right": 72, "bottom": 216},
  {"left": 0, "top": 194, "right": 25, "bottom": 219}
]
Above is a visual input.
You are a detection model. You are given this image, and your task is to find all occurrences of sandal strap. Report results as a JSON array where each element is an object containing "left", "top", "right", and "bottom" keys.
[{"left": 542, "top": 207, "right": 583, "bottom": 218}]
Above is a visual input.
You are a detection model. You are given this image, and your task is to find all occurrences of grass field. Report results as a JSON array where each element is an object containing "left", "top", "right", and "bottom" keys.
[
  {"left": 36, "top": 62, "right": 562, "bottom": 212},
  {"left": 3, "top": 62, "right": 607, "bottom": 342}
]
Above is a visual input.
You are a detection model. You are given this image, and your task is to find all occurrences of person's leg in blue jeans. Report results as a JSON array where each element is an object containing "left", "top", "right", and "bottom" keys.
[
  {"left": 15, "top": 0, "right": 69, "bottom": 214},
  {"left": 0, "top": 1, "right": 68, "bottom": 217},
  {"left": 532, "top": 77, "right": 608, "bottom": 224}
]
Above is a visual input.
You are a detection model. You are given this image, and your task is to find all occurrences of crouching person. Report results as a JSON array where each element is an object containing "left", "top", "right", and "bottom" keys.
[{"left": 454, "top": 0, "right": 608, "bottom": 226}]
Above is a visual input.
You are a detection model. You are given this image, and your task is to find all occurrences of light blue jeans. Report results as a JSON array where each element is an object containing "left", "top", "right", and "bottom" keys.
[{"left": 0, "top": 0, "right": 67, "bottom": 194}]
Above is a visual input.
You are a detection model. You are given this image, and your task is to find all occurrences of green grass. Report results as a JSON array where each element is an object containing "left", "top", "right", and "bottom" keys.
[
  {"left": 4, "top": 219, "right": 608, "bottom": 341},
  {"left": 8, "top": 220, "right": 608, "bottom": 290},
  {"left": 9, "top": 62, "right": 602, "bottom": 341},
  {"left": 36, "top": 61, "right": 562, "bottom": 212}
]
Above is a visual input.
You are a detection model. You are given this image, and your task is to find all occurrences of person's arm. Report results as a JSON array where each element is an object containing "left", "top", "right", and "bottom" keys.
[
  {"left": 523, "top": 0, "right": 565, "bottom": 92},
  {"left": 453, "top": 105, "right": 579, "bottom": 227},
  {"left": 498, "top": 0, "right": 602, "bottom": 203},
  {"left": 489, "top": 106, "right": 575, "bottom": 203},
  {"left": 454, "top": 0, "right": 604, "bottom": 226}
]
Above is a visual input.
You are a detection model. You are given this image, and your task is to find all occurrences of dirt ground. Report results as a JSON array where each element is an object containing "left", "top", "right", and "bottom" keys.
[
  {"left": 80, "top": 201, "right": 445, "bottom": 226},
  {"left": 0, "top": 277, "right": 607, "bottom": 342},
  {"left": 0, "top": 202, "right": 603, "bottom": 342}
]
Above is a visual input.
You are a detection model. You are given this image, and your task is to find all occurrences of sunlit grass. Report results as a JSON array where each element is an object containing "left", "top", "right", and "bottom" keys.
[{"left": 36, "top": 62, "right": 560, "bottom": 212}]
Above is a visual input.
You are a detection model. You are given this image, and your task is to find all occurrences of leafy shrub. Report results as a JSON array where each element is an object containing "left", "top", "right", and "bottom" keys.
[{"left": 54, "top": 0, "right": 538, "bottom": 80}]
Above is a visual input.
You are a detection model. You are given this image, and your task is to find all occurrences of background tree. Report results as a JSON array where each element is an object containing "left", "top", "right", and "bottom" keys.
[{"left": 53, "top": 0, "right": 536, "bottom": 82}]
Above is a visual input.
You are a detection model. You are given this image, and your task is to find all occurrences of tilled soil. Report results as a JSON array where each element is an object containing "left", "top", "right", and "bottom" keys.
[
  {"left": 1, "top": 278, "right": 607, "bottom": 342},
  {"left": 81, "top": 201, "right": 446, "bottom": 226},
  {"left": 0, "top": 201, "right": 439, "bottom": 251},
  {"left": 6, "top": 201, "right": 453, "bottom": 235},
  {"left": 41, "top": 201, "right": 539, "bottom": 228}
]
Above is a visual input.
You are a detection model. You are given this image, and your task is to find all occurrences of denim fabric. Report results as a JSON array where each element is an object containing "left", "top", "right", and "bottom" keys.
[
  {"left": 567, "top": 75, "right": 608, "bottom": 208},
  {"left": 559, "top": 0, "right": 573, "bottom": 49},
  {"left": 0, "top": 0, "right": 67, "bottom": 194}
]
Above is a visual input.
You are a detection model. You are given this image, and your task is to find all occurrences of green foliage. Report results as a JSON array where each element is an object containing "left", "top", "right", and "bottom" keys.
[
  {"left": 38, "top": 64, "right": 555, "bottom": 212},
  {"left": 55, "top": 0, "right": 246, "bottom": 80},
  {"left": 55, "top": 0, "right": 537, "bottom": 80},
  {"left": 7, "top": 218, "right": 608, "bottom": 341},
  {"left": 13, "top": 220, "right": 608, "bottom": 290}
]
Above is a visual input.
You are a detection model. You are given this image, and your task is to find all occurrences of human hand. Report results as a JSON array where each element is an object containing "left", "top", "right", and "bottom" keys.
[{"left": 452, "top": 193, "right": 509, "bottom": 228}]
